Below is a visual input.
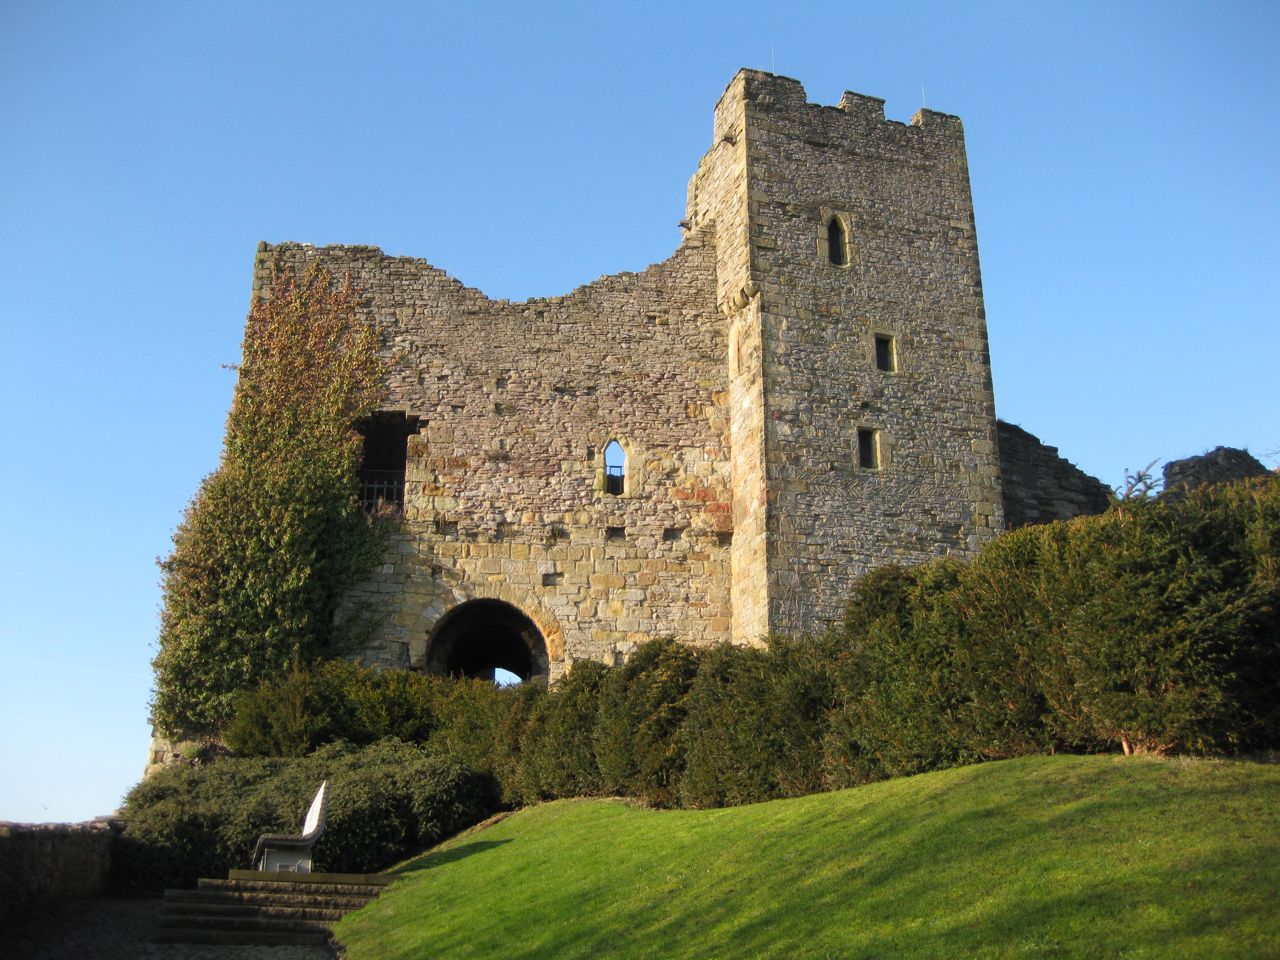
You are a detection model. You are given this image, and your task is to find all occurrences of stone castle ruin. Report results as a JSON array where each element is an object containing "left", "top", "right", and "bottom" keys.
[{"left": 254, "top": 70, "right": 1108, "bottom": 686}]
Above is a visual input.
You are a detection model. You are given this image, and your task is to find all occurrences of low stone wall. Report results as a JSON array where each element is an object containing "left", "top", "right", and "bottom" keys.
[{"left": 0, "top": 819, "right": 118, "bottom": 922}]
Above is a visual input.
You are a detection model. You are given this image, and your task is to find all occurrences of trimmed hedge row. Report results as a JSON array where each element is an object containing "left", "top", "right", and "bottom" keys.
[
  {"left": 113, "top": 739, "right": 499, "bottom": 891},
  {"left": 222, "top": 477, "right": 1279, "bottom": 809},
  {"left": 823, "top": 475, "right": 1278, "bottom": 783}
]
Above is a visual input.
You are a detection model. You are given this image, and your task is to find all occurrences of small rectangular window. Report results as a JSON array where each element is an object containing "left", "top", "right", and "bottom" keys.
[
  {"left": 857, "top": 428, "right": 880, "bottom": 470},
  {"left": 605, "top": 526, "right": 626, "bottom": 542},
  {"left": 874, "top": 334, "right": 896, "bottom": 372},
  {"left": 357, "top": 411, "right": 417, "bottom": 511}
]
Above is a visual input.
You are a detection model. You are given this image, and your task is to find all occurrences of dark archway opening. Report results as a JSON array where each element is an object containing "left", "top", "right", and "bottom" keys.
[{"left": 426, "top": 599, "right": 549, "bottom": 683}]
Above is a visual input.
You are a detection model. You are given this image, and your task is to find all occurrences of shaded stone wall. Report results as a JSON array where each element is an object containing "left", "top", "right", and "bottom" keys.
[
  {"left": 997, "top": 421, "right": 1112, "bottom": 528},
  {"left": 1163, "top": 446, "right": 1270, "bottom": 498},
  {"left": 0, "top": 820, "right": 116, "bottom": 923}
]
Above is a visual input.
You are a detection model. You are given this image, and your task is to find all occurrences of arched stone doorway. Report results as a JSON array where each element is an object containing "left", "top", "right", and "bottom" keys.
[{"left": 425, "top": 599, "right": 549, "bottom": 683}]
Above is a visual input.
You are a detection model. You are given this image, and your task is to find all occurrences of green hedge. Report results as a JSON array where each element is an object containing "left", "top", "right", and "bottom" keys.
[
  {"left": 113, "top": 739, "right": 499, "bottom": 891},
  {"left": 217, "top": 477, "right": 1279, "bottom": 812},
  {"left": 517, "top": 659, "right": 607, "bottom": 801},
  {"left": 226, "top": 661, "right": 527, "bottom": 775},
  {"left": 594, "top": 638, "right": 699, "bottom": 807},
  {"left": 825, "top": 476, "right": 1280, "bottom": 777},
  {"left": 680, "top": 637, "right": 836, "bottom": 807}
]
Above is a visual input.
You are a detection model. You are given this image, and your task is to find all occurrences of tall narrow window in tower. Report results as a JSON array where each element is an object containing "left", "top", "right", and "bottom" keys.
[
  {"left": 857, "top": 428, "right": 881, "bottom": 470},
  {"left": 604, "top": 440, "right": 625, "bottom": 495},
  {"left": 827, "top": 216, "right": 849, "bottom": 266},
  {"left": 874, "top": 334, "right": 897, "bottom": 372}
]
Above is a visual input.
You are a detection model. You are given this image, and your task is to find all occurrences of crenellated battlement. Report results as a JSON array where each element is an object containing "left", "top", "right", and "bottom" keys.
[
  {"left": 716, "top": 68, "right": 966, "bottom": 145},
  {"left": 837, "top": 90, "right": 887, "bottom": 123}
]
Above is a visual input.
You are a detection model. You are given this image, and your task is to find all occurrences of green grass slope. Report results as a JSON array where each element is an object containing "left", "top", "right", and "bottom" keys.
[{"left": 335, "top": 755, "right": 1280, "bottom": 959}]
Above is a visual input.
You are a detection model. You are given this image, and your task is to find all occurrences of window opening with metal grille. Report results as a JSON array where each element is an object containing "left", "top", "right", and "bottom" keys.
[
  {"left": 357, "top": 412, "right": 417, "bottom": 511},
  {"left": 604, "top": 439, "right": 625, "bottom": 495}
]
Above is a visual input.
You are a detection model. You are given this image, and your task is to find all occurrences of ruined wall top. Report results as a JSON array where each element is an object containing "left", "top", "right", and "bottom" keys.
[
  {"left": 997, "top": 421, "right": 1111, "bottom": 528},
  {"left": 1163, "top": 446, "right": 1271, "bottom": 498}
]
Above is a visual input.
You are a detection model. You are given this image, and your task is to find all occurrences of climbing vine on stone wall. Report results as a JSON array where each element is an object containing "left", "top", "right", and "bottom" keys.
[{"left": 151, "top": 261, "right": 387, "bottom": 734}]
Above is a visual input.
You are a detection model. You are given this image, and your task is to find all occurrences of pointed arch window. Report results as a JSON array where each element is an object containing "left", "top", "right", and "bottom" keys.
[
  {"left": 604, "top": 440, "right": 625, "bottom": 495},
  {"left": 827, "top": 216, "right": 849, "bottom": 266}
]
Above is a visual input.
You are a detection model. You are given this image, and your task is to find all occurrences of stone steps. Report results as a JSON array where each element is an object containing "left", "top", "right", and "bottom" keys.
[
  {"left": 166, "top": 889, "right": 373, "bottom": 912},
  {"left": 163, "top": 898, "right": 351, "bottom": 922},
  {"left": 155, "top": 927, "right": 333, "bottom": 947},
  {"left": 158, "top": 871, "right": 390, "bottom": 947}
]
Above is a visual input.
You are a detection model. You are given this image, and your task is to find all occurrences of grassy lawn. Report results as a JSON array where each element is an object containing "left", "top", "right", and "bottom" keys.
[{"left": 334, "top": 755, "right": 1280, "bottom": 959}]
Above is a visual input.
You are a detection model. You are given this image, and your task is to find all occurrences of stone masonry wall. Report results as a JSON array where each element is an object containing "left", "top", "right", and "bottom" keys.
[
  {"left": 1162, "top": 446, "right": 1270, "bottom": 499},
  {"left": 685, "top": 71, "right": 767, "bottom": 643},
  {"left": 258, "top": 231, "right": 734, "bottom": 678},
  {"left": 725, "top": 72, "right": 1004, "bottom": 635},
  {"left": 997, "top": 420, "right": 1111, "bottom": 527},
  {"left": 0, "top": 820, "right": 116, "bottom": 923},
  {"left": 242, "top": 70, "right": 1062, "bottom": 675}
]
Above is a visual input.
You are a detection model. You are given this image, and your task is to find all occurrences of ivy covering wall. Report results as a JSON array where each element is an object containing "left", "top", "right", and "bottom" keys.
[{"left": 151, "top": 263, "right": 387, "bottom": 733}]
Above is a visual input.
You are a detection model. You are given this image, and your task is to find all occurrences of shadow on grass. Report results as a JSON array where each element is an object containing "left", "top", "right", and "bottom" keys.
[
  {"left": 350, "top": 760, "right": 1280, "bottom": 960},
  {"left": 394, "top": 839, "right": 513, "bottom": 877},
  {"left": 499, "top": 761, "right": 1280, "bottom": 959}
]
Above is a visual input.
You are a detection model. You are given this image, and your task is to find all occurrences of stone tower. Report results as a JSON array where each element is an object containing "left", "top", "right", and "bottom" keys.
[
  {"left": 248, "top": 70, "right": 1004, "bottom": 681},
  {"left": 686, "top": 70, "right": 1003, "bottom": 640}
]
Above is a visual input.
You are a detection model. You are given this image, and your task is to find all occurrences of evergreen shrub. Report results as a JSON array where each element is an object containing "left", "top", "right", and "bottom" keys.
[
  {"left": 112, "top": 739, "right": 498, "bottom": 891},
  {"left": 679, "top": 638, "right": 835, "bottom": 807},
  {"left": 824, "top": 476, "right": 1280, "bottom": 776},
  {"left": 680, "top": 644, "right": 785, "bottom": 807},
  {"left": 516, "top": 659, "right": 607, "bottom": 802},
  {"left": 226, "top": 661, "right": 530, "bottom": 784},
  {"left": 1026, "top": 479, "right": 1280, "bottom": 754},
  {"left": 763, "top": 633, "right": 842, "bottom": 796},
  {"left": 210, "top": 478, "right": 1277, "bottom": 811},
  {"left": 595, "top": 638, "right": 698, "bottom": 806},
  {"left": 225, "top": 660, "right": 427, "bottom": 755},
  {"left": 422, "top": 673, "right": 529, "bottom": 778},
  {"left": 823, "top": 562, "right": 980, "bottom": 786},
  {"left": 488, "top": 682, "right": 547, "bottom": 806}
]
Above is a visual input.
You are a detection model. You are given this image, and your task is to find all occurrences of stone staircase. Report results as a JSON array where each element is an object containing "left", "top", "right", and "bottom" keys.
[{"left": 157, "top": 870, "right": 393, "bottom": 946}]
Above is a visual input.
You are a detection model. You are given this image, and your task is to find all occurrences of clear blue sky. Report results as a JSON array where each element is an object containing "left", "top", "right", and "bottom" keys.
[{"left": 1, "top": 1, "right": 1276, "bottom": 822}]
